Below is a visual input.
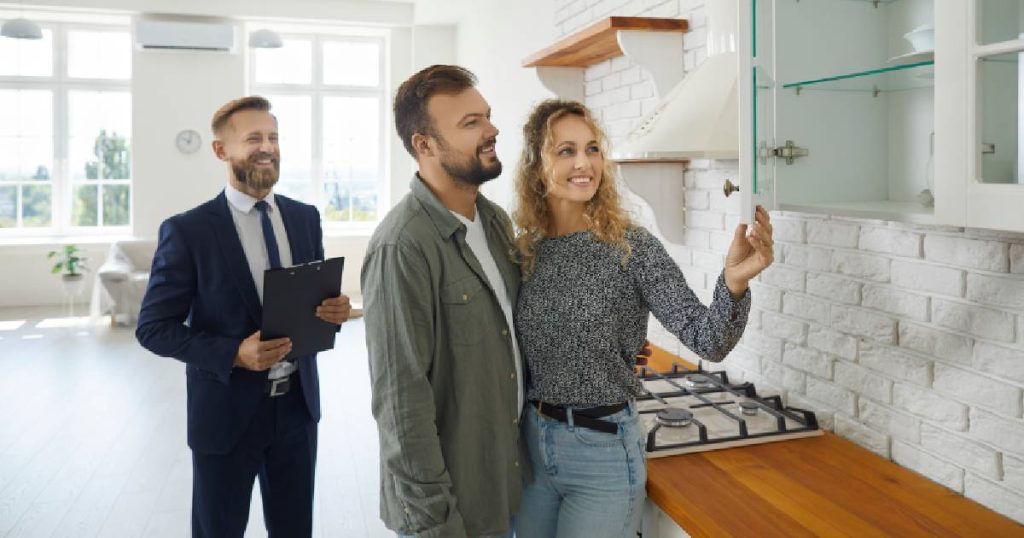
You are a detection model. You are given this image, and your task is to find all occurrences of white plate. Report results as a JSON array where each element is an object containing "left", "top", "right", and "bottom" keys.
[{"left": 887, "top": 50, "right": 934, "bottom": 65}]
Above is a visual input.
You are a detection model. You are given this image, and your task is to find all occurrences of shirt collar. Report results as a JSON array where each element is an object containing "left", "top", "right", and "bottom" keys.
[
  {"left": 411, "top": 173, "right": 498, "bottom": 239},
  {"left": 225, "top": 182, "right": 276, "bottom": 215}
]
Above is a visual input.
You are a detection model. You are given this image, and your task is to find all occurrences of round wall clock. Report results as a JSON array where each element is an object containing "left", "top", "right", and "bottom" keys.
[{"left": 175, "top": 129, "right": 202, "bottom": 154}]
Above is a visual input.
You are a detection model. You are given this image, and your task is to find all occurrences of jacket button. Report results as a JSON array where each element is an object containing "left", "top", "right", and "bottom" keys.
[
  {"left": 501, "top": 329, "right": 508, "bottom": 336},
  {"left": 462, "top": 294, "right": 469, "bottom": 301},
  {"left": 510, "top": 373, "right": 516, "bottom": 380}
]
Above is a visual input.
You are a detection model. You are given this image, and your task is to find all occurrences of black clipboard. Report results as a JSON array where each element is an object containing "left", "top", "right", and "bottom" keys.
[{"left": 261, "top": 256, "right": 344, "bottom": 360}]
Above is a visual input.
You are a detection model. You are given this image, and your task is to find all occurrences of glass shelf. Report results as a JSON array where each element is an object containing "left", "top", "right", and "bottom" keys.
[
  {"left": 782, "top": 61, "right": 934, "bottom": 93},
  {"left": 781, "top": 200, "right": 935, "bottom": 224}
]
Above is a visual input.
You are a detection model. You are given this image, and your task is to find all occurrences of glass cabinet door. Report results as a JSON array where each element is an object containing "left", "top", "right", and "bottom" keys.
[
  {"left": 963, "top": 0, "right": 1024, "bottom": 232},
  {"left": 747, "top": 0, "right": 936, "bottom": 222},
  {"left": 752, "top": 0, "right": 776, "bottom": 211},
  {"left": 975, "top": 1, "right": 1023, "bottom": 185}
]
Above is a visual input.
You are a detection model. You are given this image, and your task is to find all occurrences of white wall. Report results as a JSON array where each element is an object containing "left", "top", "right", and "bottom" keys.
[
  {"left": 556, "top": 0, "right": 1024, "bottom": 524},
  {"left": 132, "top": 36, "right": 245, "bottom": 239}
]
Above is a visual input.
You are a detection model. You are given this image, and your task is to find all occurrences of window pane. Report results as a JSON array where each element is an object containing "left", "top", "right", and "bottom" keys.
[
  {"left": 322, "top": 41, "right": 380, "bottom": 86},
  {"left": 323, "top": 96, "right": 380, "bottom": 180},
  {"left": 0, "top": 89, "right": 53, "bottom": 137},
  {"left": 22, "top": 137, "right": 53, "bottom": 181},
  {"left": 350, "top": 181, "right": 377, "bottom": 221},
  {"left": 72, "top": 184, "right": 98, "bottom": 226},
  {"left": 0, "top": 27, "right": 53, "bottom": 76},
  {"left": 102, "top": 184, "right": 129, "bottom": 226},
  {"left": 323, "top": 181, "right": 377, "bottom": 222},
  {"left": 264, "top": 94, "right": 312, "bottom": 182},
  {"left": 0, "top": 139, "right": 14, "bottom": 182},
  {"left": 67, "top": 30, "right": 131, "bottom": 79},
  {"left": 69, "top": 91, "right": 132, "bottom": 180},
  {"left": 274, "top": 180, "right": 311, "bottom": 203},
  {"left": 0, "top": 185, "right": 15, "bottom": 227},
  {"left": 21, "top": 184, "right": 51, "bottom": 227},
  {"left": 323, "top": 96, "right": 380, "bottom": 223},
  {"left": 978, "top": 0, "right": 1024, "bottom": 46},
  {"left": 254, "top": 38, "right": 312, "bottom": 85},
  {"left": 324, "top": 182, "right": 350, "bottom": 222}
]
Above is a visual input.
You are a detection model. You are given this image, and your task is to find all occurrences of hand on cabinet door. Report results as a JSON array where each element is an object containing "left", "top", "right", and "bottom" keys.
[{"left": 723, "top": 205, "right": 774, "bottom": 299}]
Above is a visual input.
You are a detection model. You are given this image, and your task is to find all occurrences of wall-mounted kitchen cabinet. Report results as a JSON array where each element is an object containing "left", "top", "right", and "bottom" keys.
[{"left": 739, "top": 0, "right": 1024, "bottom": 233}]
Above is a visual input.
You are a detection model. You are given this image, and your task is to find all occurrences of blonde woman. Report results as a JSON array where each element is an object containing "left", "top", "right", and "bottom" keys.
[{"left": 512, "top": 100, "right": 774, "bottom": 537}]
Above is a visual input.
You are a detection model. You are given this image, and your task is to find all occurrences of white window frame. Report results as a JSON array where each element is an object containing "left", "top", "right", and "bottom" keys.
[
  {"left": 247, "top": 25, "right": 388, "bottom": 234},
  {"left": 0, "top": 20, "right": 132, "bottom": 240}
]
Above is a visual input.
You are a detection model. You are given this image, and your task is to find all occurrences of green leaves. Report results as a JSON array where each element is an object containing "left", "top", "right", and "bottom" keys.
[{"left": 46, "top": 244, "right": 87, "bottom": 276}]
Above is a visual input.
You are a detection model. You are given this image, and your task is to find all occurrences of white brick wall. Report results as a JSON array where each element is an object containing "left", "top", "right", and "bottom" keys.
[
  {"left": 898, "top": 322, "right": 974, "bottom": 366},
  {"left": 932, "top": 299, "right": 1016, "bottom": 343},
  {"left": 924, "top": 235, "right": 1010, "bottom": 273},
  {"left": 893, "top": 383, "right": 969, "bottom": 431},
  {"left": 1005, "top": 455, "right": 1024, "bottom": 491},
  {"left": 807, "top": 327, "right": 857, "bottom": 361},
  {"left": 974, "top": 342, "right": 1024, "bottom": 384},
  {"left": 920, "top": 424, "right": 1001, "bottom": 479},
  {"left": 859, "top": 227, "right": 923, "bottom": 258},
  {"left": 859, "top": 341, "right": 932, "bottom": 386},
  {"left": 892, "top": 440, "right": 964, "bottom": 491},
  {"left": 964, "top": 474, "right": 1024, "bottom": 523},
  {"left": 557, "top": 0, "right": 1024, "bottom": 523},
  {"left": 836, "top": 415, "right": 889, "bottom": 457},
  {"left": 859, "top": 399, "right": 920, "bottom": 443}
]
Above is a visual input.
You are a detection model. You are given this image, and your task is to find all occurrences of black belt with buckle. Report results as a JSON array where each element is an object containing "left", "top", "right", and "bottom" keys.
[
  {"left": 531, "top": 400, "right": 627, "bottom": 434},
  {"left": 266, "top": 374, "right": 295, "bottom": 397}
]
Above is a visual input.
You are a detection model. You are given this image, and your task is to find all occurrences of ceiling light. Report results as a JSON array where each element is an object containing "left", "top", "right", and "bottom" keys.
[
  {"left": 1, "top": 17, "right": 42, "bottom": 40},
  {"left": 248, "top": 28, "right": 282, "bottom": 49}
]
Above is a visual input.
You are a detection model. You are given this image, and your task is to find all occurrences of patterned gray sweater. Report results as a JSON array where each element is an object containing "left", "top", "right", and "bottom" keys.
[{"left": 515, "top": 227, "right": 751, "bottom": 407}]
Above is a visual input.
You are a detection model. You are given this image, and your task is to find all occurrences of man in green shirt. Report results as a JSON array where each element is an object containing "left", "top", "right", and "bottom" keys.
[{"left": 361, "top": 65, "right": 524, "bottom": 538}]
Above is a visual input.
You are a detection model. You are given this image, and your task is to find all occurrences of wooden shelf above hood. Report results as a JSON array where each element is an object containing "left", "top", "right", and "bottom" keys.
[{"left": 522, "top": 16, "right": 689, "bottom": 68}]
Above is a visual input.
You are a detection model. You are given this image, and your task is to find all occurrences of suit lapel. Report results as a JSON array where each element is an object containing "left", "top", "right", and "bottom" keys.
[{"left": 210, "top": 192, "right": 262, "bottom": 326}]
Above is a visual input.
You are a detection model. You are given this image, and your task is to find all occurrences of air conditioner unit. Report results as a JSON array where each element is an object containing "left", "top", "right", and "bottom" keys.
[{"left": 135, "top": 18, "right": 235, "bottom": 52}]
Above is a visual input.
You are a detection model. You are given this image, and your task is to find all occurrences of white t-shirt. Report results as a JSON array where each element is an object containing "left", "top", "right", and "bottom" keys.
[{"left": 451, "top": 207, "right": 525, "bottom": 414}]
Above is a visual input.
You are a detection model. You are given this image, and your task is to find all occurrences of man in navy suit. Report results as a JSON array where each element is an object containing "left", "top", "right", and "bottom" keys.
[{"left": 136, "top": 96, "right": 351, "bottom": 537}]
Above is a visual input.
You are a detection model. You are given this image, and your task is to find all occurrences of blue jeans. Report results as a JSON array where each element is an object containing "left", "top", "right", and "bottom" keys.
[{"left": 516, "top": 402, "right": 647, "bottom": 538}]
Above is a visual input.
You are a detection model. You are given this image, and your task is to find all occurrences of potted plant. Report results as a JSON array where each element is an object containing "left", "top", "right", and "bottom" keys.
[{"left": 48, "top": 244, "right": 88, "bottom": 296}]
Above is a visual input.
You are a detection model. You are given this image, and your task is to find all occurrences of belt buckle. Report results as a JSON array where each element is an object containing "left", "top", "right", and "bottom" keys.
[
  {"left": 269, "top": 377, "right": 290, "bottom": 397},
  {"left": 536, "top": 400, "right": 551, "bottom": 419}
]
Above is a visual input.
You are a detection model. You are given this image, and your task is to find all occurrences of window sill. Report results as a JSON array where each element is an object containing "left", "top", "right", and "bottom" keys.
[
  {"left": 0, "top": 234, "right": 135, "bottom": 251},
  {"left": 322, "top": 228, "right": 373, "bottom": 240}
]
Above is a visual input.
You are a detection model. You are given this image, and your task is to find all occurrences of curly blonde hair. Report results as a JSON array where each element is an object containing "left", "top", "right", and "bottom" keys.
[{"left": 513, "top": 99, "right": 632, "bottom": 278}]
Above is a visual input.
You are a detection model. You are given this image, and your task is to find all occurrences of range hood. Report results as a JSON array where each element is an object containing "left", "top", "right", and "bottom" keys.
[{"left": 612, "top": 1, "right": 739, "bottom": 162}]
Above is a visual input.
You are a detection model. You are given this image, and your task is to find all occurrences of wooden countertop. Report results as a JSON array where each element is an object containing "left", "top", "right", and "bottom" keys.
[{"left": 643, "top": 348, "right": 1024, "bottom": 537}]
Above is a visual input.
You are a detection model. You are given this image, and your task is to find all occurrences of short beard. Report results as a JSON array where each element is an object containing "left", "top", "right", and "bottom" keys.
[
  {"left": 435, "top": 134, "right": 501, "bottom": 187},
  {"left": 232, "top": 153, "right": 279, "bottom": 191}
]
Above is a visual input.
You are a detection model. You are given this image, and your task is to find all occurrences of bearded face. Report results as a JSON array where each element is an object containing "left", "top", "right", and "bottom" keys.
[
  {"left": 435, "top": 133, "right": 501, "bottom": 186},
  {"left": 230, "top": 150, "right": 280, "bottom": 191}
]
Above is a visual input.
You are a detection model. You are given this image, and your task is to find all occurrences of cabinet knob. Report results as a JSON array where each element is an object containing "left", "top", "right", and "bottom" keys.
[{"left": 723, "top": 179, "right": 739, "bottom": 197}]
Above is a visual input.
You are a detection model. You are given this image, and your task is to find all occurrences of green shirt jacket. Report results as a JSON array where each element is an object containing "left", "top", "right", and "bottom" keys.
[{"left": 361, "top": 176, "right": 527, "bottom": 538}]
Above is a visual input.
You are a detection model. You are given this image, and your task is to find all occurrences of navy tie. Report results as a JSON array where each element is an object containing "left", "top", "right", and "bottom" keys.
[{"left": 254, "top": 200, "right": 282, "bottom": 270}]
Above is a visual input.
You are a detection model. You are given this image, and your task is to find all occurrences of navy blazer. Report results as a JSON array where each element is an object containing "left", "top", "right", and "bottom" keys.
[{"left": 137, "top": 191, "right": 323, "bottom": 454}]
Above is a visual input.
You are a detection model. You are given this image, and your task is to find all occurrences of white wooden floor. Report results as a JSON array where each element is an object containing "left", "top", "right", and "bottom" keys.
[{"left": 0, "top": 307, "right": 390, "bottom": 538}]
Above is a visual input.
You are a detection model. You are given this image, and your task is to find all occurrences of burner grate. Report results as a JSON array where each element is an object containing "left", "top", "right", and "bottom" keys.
[{"left": 636, "top": 362, "right": 821, "bottom": 456}]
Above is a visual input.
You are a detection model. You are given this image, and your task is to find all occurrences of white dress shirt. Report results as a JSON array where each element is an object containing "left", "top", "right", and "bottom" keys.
[{"left": 224, "top": 183, "right": 297, "bottom": 380}]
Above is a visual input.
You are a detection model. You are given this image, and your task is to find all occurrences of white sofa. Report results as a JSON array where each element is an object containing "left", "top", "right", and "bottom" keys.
[{"left": 91, "top": 239, "right": 156, "bottom": 326}]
